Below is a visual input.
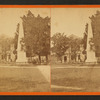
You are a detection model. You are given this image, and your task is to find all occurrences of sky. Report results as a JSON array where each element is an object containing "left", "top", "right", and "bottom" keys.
[
  {"left": 0, "top": 8, "right": 50, "bottom": 37},
  {"left": 0, "top": 8, "right": 100, "bottom": 38},
  {"left": 51, "top": 8, "right": 100, "bottom": 37}
]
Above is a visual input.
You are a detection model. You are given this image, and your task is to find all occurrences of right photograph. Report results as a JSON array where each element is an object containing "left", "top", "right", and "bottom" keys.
[{"left": 51, "top": 8, "right": 100, "bottom": 92}]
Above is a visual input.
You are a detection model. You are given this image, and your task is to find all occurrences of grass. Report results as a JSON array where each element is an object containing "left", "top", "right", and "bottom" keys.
[
  {"left": 0, "top": 66, "right": 50, "bottom": 92},
  {"left": 51, "top": 64, "right": 100, "bottom": 92},
  {"left": 51, "top": 62, "right": 100, "bottom": 67}
]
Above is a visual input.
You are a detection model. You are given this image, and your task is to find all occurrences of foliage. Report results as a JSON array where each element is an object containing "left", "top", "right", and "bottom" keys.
[
  {"left": 68, "top": 35, "right": 82, "bottom": 54},
  {"left": 51, "top": 33, "right": 69, "bottom": 58},
  {"left": 90, "top": 10, "right": 100, "bottom": 56},
  {"left": 13, "top": 23, "right": 19, "bottom": 50},
  {"left": 51, "top": 33, "right": 82, "bottom": 60},
  {"left": 14, "top": 10, "right": 50, "bottom": 61},
  {"left": 13, "top": 10, "right": 50, "bottom": 63},
  {"left": 82, "top": 23, "right": 88, "bottom": 50},
  {"left": 0, "top": 34, "right": 13, "bottom": 59}
]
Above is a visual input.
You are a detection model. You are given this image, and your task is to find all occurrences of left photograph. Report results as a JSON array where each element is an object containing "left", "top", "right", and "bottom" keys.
[{"left": 0, "top": 8, "right": 50, "bottom": 92}]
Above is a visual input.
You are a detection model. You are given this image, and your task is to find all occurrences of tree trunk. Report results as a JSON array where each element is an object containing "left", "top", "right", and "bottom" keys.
[
  {"left": 30, "top": 56, "right": 32, "bottom": 63},
  {"left": 38, "top": 55, "right": 41, "bottom": 64},
  {"left": 61, "top": 57, "right": 62, "bottom": 63},
  {"left": 46, "top": 55, "right": 48, "bottom": 64}
]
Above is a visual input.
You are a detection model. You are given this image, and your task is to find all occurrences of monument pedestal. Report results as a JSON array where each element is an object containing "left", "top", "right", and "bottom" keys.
[
  {"left": 86, "top": 50, "right": 97, "bottom": 63},
  {"left": 16, "top": 51, "right": 27, "bottom": 63}
]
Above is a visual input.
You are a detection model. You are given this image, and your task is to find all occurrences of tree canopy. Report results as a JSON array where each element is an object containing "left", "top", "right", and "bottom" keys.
[
  {"left": 0, "top": 34, "right": 13, "bottom": 60},
  {"left": 51, "top": 33, "right": 69, "bottom": 58},
  {"left": 90, "top": 10, "right": 100, "bottom": 57},
  {"left": 13, "top": 10, "right": 50, "bottom": 63},
  {"left": 51, "top": 33, "right": 82, "bottom": 60}
]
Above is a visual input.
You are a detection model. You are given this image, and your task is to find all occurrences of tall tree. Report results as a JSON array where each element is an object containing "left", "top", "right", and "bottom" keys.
[
  {"left": 0, "top": 34, "right": 13, "bottom": 60},
  {"left": 90, "top": 10, "right": 100, "bottom": 57},
  {"left": 51, "top": 33, "right": 82, "bottom": 62},
  {"left": 68, "top": 34, "right": 82, "bottom": 61},
  {"left": 82, "top": 23, "right": 88, "bottom": 50},
  {"left": 13, "top": 23, "right": 19, "bottom": 50},
  {"left": 51, "top": 33, "right": 69, "bottom": 62},
  {"left": 21, "top": 10, "right": 50, "bottom": 63}
]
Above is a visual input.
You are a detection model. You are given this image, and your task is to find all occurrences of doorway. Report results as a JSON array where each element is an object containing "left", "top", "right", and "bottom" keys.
[{"left": 64, "top": 56, "right": 67, "bottom": 62}]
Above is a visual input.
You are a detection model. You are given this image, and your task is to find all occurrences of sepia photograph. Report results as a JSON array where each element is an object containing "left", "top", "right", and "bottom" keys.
[
  {"left": 1, "top": 7, "right": 100, "bottom": 93},
  {"left": 51, "top": 8, "right": 100, "bottom": 92},
  {"left": 0, "top": 8, "right": 50, "bottom": 92}
]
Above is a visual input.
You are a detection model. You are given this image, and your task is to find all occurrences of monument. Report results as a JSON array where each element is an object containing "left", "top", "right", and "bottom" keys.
[
  {"left": 86, "top": 19, "right": 97, "bottom": 63},
  {"left": 16, "top": 18, "right": 27, "bottom": 63}
]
